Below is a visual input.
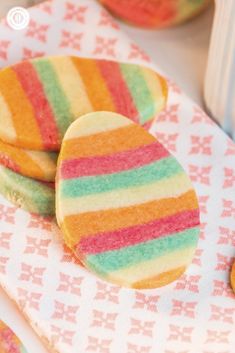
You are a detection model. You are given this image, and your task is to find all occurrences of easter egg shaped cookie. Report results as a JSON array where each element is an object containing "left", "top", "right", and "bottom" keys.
[
  {"left": 0, "top": 165, "right": 55, "bottom": 216},
  {"left": 56, "top": 112, "right": 200, "bottom": 289},
  {"left": 0, "top": 139, "right": 57, "bottom": 182},
  {"left": 0, "top": 56, "right": 167, "bottom": 151}
]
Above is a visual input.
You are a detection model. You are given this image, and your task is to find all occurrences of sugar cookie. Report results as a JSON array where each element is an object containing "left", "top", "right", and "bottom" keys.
[
  {"left": 0, "top": 165, "right": 55, "bottom": 216},
  {"left": 0, "top": 56, "right": 167, "bottom": 151},
  {"left": 0, "top": 139, "right": 57, "bottom": 181},
  {"left": 56, "top": 112, "right": 200, "bottom": 289}
]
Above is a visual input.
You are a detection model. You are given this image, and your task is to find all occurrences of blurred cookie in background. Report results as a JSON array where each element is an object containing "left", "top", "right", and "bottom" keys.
[{"left": 99, "top": 0, "right": 211, "bottom": 29}]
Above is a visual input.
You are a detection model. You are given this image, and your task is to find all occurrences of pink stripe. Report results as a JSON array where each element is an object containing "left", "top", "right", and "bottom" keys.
[
  {"left": 97, "top": 60, "right": 139, "bottom": 122},
  {"left": 77, "top": 209, "right": 200, "bottom": 255},
  {"left": 13, "top": 62, "right": 60, "bottom": 150},
  {"left": 61, "top": 141, "right": 169, "bottom": 179},
  {"left": 0, "top": 154, "right": 20, "bottom": 174}
]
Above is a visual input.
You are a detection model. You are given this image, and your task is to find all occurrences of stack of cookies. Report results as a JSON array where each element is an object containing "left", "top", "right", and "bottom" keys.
[
  {"left": 0, "top": 55, "right": 203, "bottom": 289},
  {"left": 0, "top": 55, "right": 168, "bottom": 216}
]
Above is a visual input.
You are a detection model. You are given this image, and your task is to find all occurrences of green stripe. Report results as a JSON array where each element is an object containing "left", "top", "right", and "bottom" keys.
[
  {"left": 86, "top": 227, "right": 199, "bottom": 273},
  {"left": 120, "top": 63, "right": 156, "bottom": 124},
  {"left": 33, "top": 59, "right": 73, "bottom": 136},
  {"left": 0, "top": 165, "right": 55, "bottom": 216},
  {"left": 61, "top": 156, "right": 182, "bottom": 198}
]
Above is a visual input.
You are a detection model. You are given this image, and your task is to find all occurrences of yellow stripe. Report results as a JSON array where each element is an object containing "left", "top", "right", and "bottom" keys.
[
  {"left": 64, "top": 111, "right": 132, "bottom": 140},
  {"left": 108, "top": 247, "right": 195, "bottom": 287},
  {"left": 59, "top": 172, "right": 193, "bottom": 217},
  {"left": 141, "top": 68, "right": 167, "bottom": 115},
  {"left": 133, "top": 266, "right": 186, "bottom": 289},
  {"left": 159, "top": 74, "right": 168, "bottom": 100},
  {"left": 0, "top": 93, "right": 16, "bottom": 143},
  {"left": 230, "top": 262, "right": 235, "bottom": 293},
  {"left": 50, "top": 56, "right": 93, "bottom": 118},
  {"left": 26, "top": 150, "right": 57, "bottom": 181}
]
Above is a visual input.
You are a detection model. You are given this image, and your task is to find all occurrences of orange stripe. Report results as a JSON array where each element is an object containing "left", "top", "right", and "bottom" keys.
[
  {"left": 0, "top": 140, "right": 44, "bottom": 179},
  {"left": 0, "top": 68, "right": 42, "bottom": 149},
  {"left": 62, "top": 124, "right": 155, "bottom": 159},
  {"left": 72, "top": 57, "right": 116, "bottom": 111},
  {"left": 159, "top": 74, "right": 168, "bottom": 100},
  {"left": 230, "top": 262, "right": 235, "bottom": 293},
  {"left": 63, "top": 190, "right": 198, "bottom": 243},
  {"left": 132, "top": 266, "right": 186, "bottom": 289}
]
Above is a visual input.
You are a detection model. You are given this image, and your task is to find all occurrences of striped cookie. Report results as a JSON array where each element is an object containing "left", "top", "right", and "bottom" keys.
[
  {"left": 0, "top": 56, "right": 167, "bottom": 151},
  {"left": 0, "top": 139, "right": 57, "bottom": 181},
  {"left": 0, "top": 165, "right": 55, "bottom": 216},
  {"left": 56, "top": 112, "right": 200, "bottom": 289}
]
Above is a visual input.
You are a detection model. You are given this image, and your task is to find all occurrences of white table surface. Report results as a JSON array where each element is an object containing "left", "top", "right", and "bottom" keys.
[{"left": 0, "top": 4, "right": 214, "bottom": 353}]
